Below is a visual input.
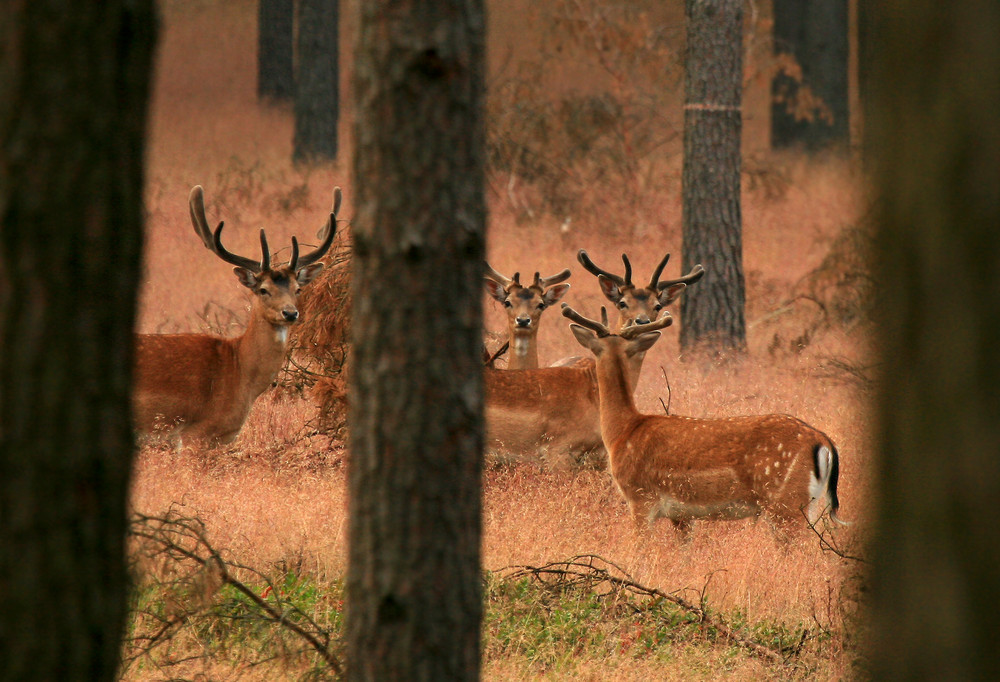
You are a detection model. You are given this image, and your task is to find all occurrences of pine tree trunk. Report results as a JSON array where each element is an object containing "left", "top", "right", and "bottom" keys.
[
  {"left": 346, "top": 1, "right": 486, "bottom": 680},
  {"left": 771, "top": 0, "right": 849, "bottom": 150},
  {"left": 680, "top": 0, "right": 746, "bottom": 353},
  {"left": 294, "top": 0, "right": 339, "bottom": 162},
  {"left": 869, "top": 1, "right": 1000, "bottom": 678},
  {"left": 0, "top": 3, "right": 157, "bottom": 680},
  {"left": 258, "top": 0, "right": 295, "bottom": 101}
]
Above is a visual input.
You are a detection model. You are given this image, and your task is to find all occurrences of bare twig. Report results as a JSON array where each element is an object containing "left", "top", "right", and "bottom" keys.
[
  {"left": 126, "top": 511, "right": 343, "bottom": 677},
  {"left": 659, "top": 365, "right": 672, "bottom": 414},
  {"left": 497, "top": 554, "right": 785, "bottom": 662}
]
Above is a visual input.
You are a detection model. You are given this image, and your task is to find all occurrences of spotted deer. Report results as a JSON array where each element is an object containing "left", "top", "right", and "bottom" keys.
[
  {"left": 483, "top": 264, "right": 571, "bottom": 369},
  {"left": 132, "top": 185, "right": 340, "bottom": 448},
  {"left": 484, "top": 252, "right": 701, "bottom": 469},
  {"left": 561, "top": 303, "right": 846, "bottom": 534}
]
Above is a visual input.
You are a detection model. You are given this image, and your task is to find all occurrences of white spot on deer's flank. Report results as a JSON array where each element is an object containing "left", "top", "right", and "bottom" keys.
[{"left": 764, "top": 466, "right": 770, "bottom": 475}]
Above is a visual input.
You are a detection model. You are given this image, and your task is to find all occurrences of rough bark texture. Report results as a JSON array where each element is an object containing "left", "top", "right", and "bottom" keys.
[
  {"left": 294, "top": 0, "right": 339, "bottom": 162},
  {"left": 771, "top": 0, "right": 849, "bottom": 150},
  {"left": 680, "top": 0, "right": 746, "bottom": 352},
  {"left": 346, "top": 1, "right": 486, "bottom": 680},
  {"left": 258, "top": 0, "right": 295, "bottom": 101},
  {"left": 868, "top": 1, "right": 1000, "bottom": 678},
  {"left": 0, "top": 3, "right": 157, "bottom": 680}
]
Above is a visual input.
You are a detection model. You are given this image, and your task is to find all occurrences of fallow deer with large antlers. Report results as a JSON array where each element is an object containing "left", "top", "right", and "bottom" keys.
[
  {"left": 132, "top": 185, "right": 340, "bottom": 448},
  {"left": 561, "top": 304, "right": 845, "bottom": 534},
  {"left": 484, "top": 252, "right": 702, "bottom": 469},
  {"left": 483, "top": 264, "right": 571, "bottom": 369}
]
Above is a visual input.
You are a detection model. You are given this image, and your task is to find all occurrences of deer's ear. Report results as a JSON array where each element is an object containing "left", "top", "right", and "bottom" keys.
[
  {"left": 542, "top": 283, "right": 570, "bottom": 307},
  {"left": 296, "top": 262, "right": 325, "bottom": 286},
  {"left": 484, "top": 278, "right": 507, "bottom": 303},
  {"left": 626, "top": 331, "right": 661, "bottom": 357},
  {"left": 597, "top": 275, "right": 623, "bottom": 303},
  {"left": 658, "top": 282, "right": 686, "bottom": 306},
  {"left": 234, "top": 267, "right": 258, "bottom": 290},
  {"left": 569, "top": 324, "right": 603, "bottom": 355}
]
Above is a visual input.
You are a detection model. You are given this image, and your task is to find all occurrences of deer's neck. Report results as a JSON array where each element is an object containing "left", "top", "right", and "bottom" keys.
[
  {"left": 236, "top": 305, "right": 290, "bottom": 397},
  {"left": 508, "top": 331, "right": 539, "bottom": 370},
  {"left": 594, "top": 348, "right": 644, "bottom": 451}
]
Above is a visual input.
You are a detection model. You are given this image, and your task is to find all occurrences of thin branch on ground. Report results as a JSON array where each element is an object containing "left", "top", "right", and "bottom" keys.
[{"left": 497, "top": 554, "right": 789, "bottom": 662}]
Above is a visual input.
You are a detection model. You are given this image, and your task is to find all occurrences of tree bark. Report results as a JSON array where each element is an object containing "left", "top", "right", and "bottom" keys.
[
  {"left": 294, "top": 0, "right": 339, "bottom": 162},
  {"left": 680, "top": 0, "right": 746, "bottom": 353},
  {"left": 771, "top": 0, "right": 849, "bottom": 151},
  {"left": 346, "top": 1, "right": 486, "bottom": 680},
  {"left": 869, "top": 1, "right": 1000, "bottom": 678},
  {"left": 0, "top": 3, "right": 157, "bottom": 680},
  {"left": 258, "top": 0, "right": 295, "bottom": 101}
]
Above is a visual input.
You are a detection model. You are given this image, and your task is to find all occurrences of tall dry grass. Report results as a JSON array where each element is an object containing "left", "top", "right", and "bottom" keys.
[{"left": 130, "top": 1, "right": 871, "bottom": 678}]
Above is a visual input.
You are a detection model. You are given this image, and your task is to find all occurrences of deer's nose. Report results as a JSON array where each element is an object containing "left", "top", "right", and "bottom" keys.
[
  {"left": 515, "top": 316, "right": 531, "bottom": 328},
  {"left": 282, "top": 308, "right": 299, "bottom": 322},
  {"left": 635, "top": 315, "right": 651, "bottom": 325}
]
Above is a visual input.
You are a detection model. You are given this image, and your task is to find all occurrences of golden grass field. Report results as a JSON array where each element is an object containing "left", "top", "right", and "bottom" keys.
[{"left": 128, "top": 1, "right": 871, "bottom": 678}]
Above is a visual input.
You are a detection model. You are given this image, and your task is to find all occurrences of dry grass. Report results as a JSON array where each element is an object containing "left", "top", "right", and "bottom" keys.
[{"left": 129, "top": 0, "right": 872, "bottom": 679}]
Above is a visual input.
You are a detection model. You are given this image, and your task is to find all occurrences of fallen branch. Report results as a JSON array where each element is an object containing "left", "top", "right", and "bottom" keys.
[{"left": 497, "top": 554, "right": 788, "bottom": 662}]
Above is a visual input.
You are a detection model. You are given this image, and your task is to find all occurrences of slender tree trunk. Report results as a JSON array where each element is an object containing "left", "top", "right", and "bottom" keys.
[
  {"left": 771, "top": 0, "right": 849, "bottom": 150},
  {"left": 680, "top": 0, "right": 746, "bottom": 353},
  {"left": 294, "top": 0, "right": 339, "bottom": 162},
  {"left": 0, "top": 3, "right": 157, "bottom": 680},
  {"left": 258, "top": 0, "right": 295, "bottom": 101},
  {"left": 346, "top": 1, "right": 486, "bottom": 680},
  {"left": 868, "top": 1, "right": 1000, "bottom": 678}
]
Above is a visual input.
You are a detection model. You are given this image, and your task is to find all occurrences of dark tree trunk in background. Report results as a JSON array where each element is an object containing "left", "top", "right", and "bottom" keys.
[
  {"left": 0, "top": 3, "right": 156, "bottom": 680},
  {"left": 346, "top": 0, "right": 485, "bottom": 679},
  {"left": 771, "top": 0, "right": 849, "bottom": 150},
  {"left": 258, "top": 0, "right": 295, "bottom": 101},
  {"left": 869, "top": 1, "right": 1000, "bottom": 678},
  {"left": 680, "top": 0, "right": 746, "bottom": 353},
  {"left": 294, "top": 0, "right": 339, "bottom": 162}
]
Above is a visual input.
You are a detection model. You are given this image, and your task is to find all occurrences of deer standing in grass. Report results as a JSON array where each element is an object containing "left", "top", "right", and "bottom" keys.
[
  {"left": 483, "top": 264, "right": 571, "bottom": 369},
  {"left": 484, "top": 252, "right": 702, "bottom": 469},
  {"left": 132, "top": 185, "right": 340, "bottom": 448},
  {"left": 561, "top": 304, "right": 845, "bottom": 534}
]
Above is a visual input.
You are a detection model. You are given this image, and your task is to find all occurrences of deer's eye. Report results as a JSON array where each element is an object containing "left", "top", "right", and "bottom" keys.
[
  {"left": 653, "top": 304, "right": 662, "bottom": 312},
  {"left": 260, "top": 287, "right": 271, "bottom": 297},
  {"left": 537, "top": 303, "right": 546, "bottom": 310},
  {"left": 617, "top": 301, "right": 628, "bottom": 309},
  {"left": 503, "top": 300, "right": 512, "bottom": 308}
]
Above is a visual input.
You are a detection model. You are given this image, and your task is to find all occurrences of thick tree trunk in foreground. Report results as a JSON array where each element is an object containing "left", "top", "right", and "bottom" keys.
[
  {"left": 294, "top": 0, "right": 339, "bottom": 162},
  {"left": 869, "top": 1, "right": 1000, "bottom": 678},
  {"left": 258, "top": 0, "right": 295, "bottom": 101},
  {"left": 346, "top": 1, "right": 486, "bottom": 680},
  {"left": 771, "top": 0, "right": 849, "bottom": 150},
  {"left": 680, "top": 0, "right": 746, "bottom": 353},
  {"left": 0, "top": 3, "right": 157, "bottom": 680}
]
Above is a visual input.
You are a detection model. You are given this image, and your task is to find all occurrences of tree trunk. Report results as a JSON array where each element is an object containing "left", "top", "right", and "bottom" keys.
[
  {"left": 0, "top": 3, "right": 157, "bottom": 680},
  {"left": 770, "top": 0, "right": 849, "bottom": 151},
  {"left": 346, "top": 1, "right": 486, "bottom": 680},
  {"left": 868, "top": 1, "right": 1000, "bottom": 679},
  {"left": 680, "top": 0, "right": 746, "bottom": 353},
  {"left": 258, "top": 0, "right": 295, "bottom": 101},
  {"left": 294, "top": 0, "right": 339, "bottom": 163}
]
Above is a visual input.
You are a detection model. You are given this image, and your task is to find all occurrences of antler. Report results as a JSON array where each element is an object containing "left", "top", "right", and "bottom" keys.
[
  {"left": 484, "top": 262, "right": 514, "bottom": 288},
  {"left": 561, "top": 304, "right": 612, "bottom": 336},
  {"left": 619, "top": 311, "right": 674, "bottom": 339},
  {"left": 577, "top": 250, "right": 627, "bottom": 286},
  {"left": 533, "top": 269, "right": 571, "bottom": 290},
  {"left": 656, "top": 263, "right": 706, "bottom": 290},
  {"left": 647, "top": 253, "right": 670, "bottom": 289},
  {"left": 294, "top": 186, "right": 340, "bottom": 270},
  {"left": 562, "top": 303, "right": 673, "bottom": 339},
  {"left": 189, "top": 185, "right": 268, "bottom": 273}
]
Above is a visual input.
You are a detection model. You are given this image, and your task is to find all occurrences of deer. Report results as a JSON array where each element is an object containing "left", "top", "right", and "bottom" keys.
[
  {"left": 483, "top": 264, "right": 571, "bottom": 369},
  {"left": 484, "top": 252, "right": 702, "bottom": 469},
  {"left": 560, "top": 303, "right": 846, "bottom": 536},
  {"left": 132, "top": 185, "right": 340, "bottom": 449}
]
